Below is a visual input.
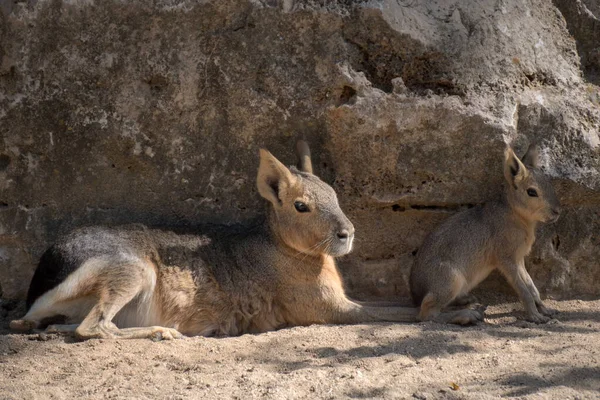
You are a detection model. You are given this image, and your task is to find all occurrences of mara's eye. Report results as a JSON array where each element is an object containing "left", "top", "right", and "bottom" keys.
[
  {"left": 527, "top": 188, "right": 538, "bottom": 197},
  {"left": 294, "top": 201, "right": 310, "bottom": 213}
]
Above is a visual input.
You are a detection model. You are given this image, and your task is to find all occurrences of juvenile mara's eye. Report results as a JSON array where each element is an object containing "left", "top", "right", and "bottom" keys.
[
  {"left": 294, "top": 201, "right": 310, "bottom": 213},
  {"left": 527, "top": 188, "right": 538, "bottom": 197}
]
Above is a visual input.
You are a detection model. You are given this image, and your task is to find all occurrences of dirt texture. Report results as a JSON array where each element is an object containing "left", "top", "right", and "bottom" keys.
[
  {"left": 1, "top": 297, "right": 599, "bottom": 399},
  {"left": 0, "top": 0, "right": 599, "bottom": 301}
]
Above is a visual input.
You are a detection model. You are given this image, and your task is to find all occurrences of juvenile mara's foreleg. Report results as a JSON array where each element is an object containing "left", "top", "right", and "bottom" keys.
[
  {"left": 499, "top": 259, "right": 551, "bottom": 323},
  {"left": 518, "top": 261, "right": 558, "bottom": 317}
]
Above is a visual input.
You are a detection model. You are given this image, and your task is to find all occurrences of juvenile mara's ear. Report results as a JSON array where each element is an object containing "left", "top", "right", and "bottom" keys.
[
  {"left": 257, "top": 149, "right": 296, "bottom": 205},
  {"left": 504, "top": 146, "right": 529, "bottom": 188},
  {"left": 521, "top": 143, "right": 540, "bottom": 169},
  {"left": 296, "top": 140, "right": 313, "bottom": 174}
]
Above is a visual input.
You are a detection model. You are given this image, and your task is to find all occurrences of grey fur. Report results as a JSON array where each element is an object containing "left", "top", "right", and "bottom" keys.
[{"left": 410, "top": 144, "right": 561, "bottom": 324}]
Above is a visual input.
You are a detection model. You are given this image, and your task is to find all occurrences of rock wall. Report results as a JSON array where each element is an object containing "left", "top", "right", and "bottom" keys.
[{"left": 1, "top": 0, "right": 599, "bottom": 300}]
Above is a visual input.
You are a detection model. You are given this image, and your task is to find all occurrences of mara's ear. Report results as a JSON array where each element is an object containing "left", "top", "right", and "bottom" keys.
[
  {"left": 504, "top": 146, "right": 529, "bottom": 188},
  {"left": 257, "top": 149, "right": 295, "bottom": 205},
  {"left": 521, "top": 143, "right": 540, "bottom": 169},
  {"left": 296, "top": 140, "right": 313, "bottom": 174}
]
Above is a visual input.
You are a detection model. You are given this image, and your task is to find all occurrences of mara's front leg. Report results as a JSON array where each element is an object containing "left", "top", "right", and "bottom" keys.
[
  {"left": 499, "top": 258, "right": 552, "bottom": 323},
  {"left": 518, "top": 260, "right": 558, "bottom": 317},
  {"left": 284, "top": 276, "right": 419, "bottom": 326},
  {"left": 329, "top": 300, "right": 420, "bottom": 324}
]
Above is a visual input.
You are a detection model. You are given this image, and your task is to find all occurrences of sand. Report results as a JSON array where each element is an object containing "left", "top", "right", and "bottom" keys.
[{"left": 1, "top": 298, "right": 599, "bottom": 400}]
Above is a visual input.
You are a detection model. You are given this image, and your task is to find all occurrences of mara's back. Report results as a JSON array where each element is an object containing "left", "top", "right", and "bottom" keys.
[
  {"left": 28, "top": 223, "right": 288, "bottom": 335},
  {"left": 26, "top": 225, "right": 178, "bottom": 309}
]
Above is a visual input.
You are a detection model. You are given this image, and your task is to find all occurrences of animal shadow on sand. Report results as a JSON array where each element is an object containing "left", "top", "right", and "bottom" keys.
[
  {"left": 250, "top": 324, "right": 479, "bottom": 374},
  {"left": 500, "top": 366, "right": 600, "bottom": 396}
]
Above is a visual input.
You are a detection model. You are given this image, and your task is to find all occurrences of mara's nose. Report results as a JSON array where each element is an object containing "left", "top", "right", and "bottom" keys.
[
  {"left": 337, "top": 227, "right": 355, "bottom": 241},
  {"left": 337, "top": 230, "right": 350, "bottom": 240},
  {"left": 552, "top": 207, "right": 561, "bottom": 216}
]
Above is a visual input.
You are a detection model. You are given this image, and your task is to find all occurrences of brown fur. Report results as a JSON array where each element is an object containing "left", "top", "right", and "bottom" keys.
[
  {"left": 11, "top": 141, "right": 422, "bottom": 340},
  {"left": 410, "top": 143, "right": 561, "bottom": 324}
]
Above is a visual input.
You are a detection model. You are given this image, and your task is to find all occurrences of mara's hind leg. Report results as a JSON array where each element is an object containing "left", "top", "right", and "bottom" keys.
[
  {"left": 441, "top": 304, "right": 486, "bottom": 325},
  {"left": 12, "top": 258, "right": 182, "bottom": 340},
  {"left": 449, "top": 293, "right": 478, "bottom": 307},
  {"left": 418, "top": 272, "right": 485, "bottom": 325},
  {"left": 10, "top": 258, "right": 123, "bottom": 333},
  {"left": 72, "top": 263, "right": 183, "bottom": 341},
  {"left": 45, "top": 324, "right": 80, "bottom": 334},
  {"left": 10, "top": 288, "right": 97, "bottom": 332},
  {"left": 419, "top": 293, "right": 485, "bottom": 325},
  {"left": 9, "top": 319, "right": 40, "bottom": 332},
  {"left": 9, "top": 299, "right": 59, "bottom": 332},
  {"left": 74, "top": 299, "right": 183, "bottom": 341}
]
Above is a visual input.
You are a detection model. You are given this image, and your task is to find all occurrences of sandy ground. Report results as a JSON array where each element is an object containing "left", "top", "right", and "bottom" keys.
[{"left": 0, "top": 298, "right": 599, "bottom": 400}]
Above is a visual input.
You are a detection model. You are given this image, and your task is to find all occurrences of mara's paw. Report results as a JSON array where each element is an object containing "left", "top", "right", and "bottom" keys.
[
  {"left": 525, "top": 312, "right": 551, "bottom": 324},
  {"left": 45, "top": 325, "right": 61, "bottom": 334},
  {"left": 469, "top": 303, "right": 488, "bottom": 313},
  {"left": 452, "top": 294, "right": 479, "bottom": 307},
  {"left": 9, "top": 319, "right": 38, "bottom": 332},
  {"left": 45, "top": 324, "right": 78, "bottom": 335},
  {"left": 537, "top": 304, "right": 558, "bottom": 317},
  {"left": 150, "top": 327, "right": 184, "bottom": 341},
  {"left": 449, "top": 308, "right": 485, "bottom": 325}
]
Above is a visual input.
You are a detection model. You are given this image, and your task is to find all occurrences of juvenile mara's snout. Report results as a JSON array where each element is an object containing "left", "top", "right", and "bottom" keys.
[{"left": 503, "top": 145, "right": 561, "bottom": 224}]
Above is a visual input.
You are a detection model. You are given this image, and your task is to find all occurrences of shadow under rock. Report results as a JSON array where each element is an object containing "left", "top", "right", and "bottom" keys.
[{"left": 0, "top": 299, "right": 27, "bottom": 336}]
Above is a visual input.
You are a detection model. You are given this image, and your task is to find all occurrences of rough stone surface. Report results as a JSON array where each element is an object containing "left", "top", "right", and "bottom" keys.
[
  {"left": 553, "top": 0, "right": 600, "bottom": 85},
  {"left": 0, "top": 0, "right": 599, "bottom": 300}
]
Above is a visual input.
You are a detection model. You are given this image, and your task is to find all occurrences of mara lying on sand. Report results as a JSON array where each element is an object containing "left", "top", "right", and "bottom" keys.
[
  {"left": 410, "top": 143, "right": 561, "bottom": 324},
  {"left": 12, "top": 142, "right": 477, "bottom": 340}
]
